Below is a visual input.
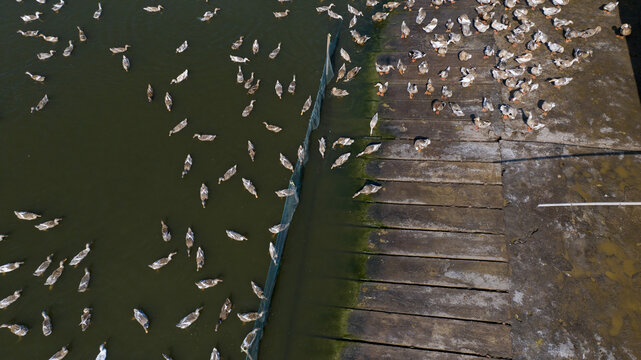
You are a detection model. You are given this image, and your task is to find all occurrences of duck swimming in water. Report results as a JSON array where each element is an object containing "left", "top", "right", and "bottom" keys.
[
  {"left": 42, "top": 311, "right": 52, "bottom": 336},
  {"left": 269, "top": 42, "right": 281, "bottom": 59},
  {"left": 176, "top": 307, "right": 203, "bottom": 329},
  {"left": 52, "top": 0, "right": 65, "bottom": 12},
  {"left": 236, "top": 66, "right": 244, "bottom": 83},
  {"left": 344, "top": 66, "right": 361, "bottom": 82},
  {"left": 269, "top": 223, "right": 289, "bottom": 234},
  {"left": 332, "top": 137, "right": 354, "bottom": 148},
  {"left": 275, "top": 80, "right": 283, "bottom": 99},
  {"left": 247, "top": 77, "right": 262, "bottom": 93},
  {"left": 248, "top": 140, "right": 256, "bottom": 161},
  {"left": 69, "top": 243, "right": 91, "bottom": 267},
  {"left": 252, "top": 39, "right": 259, "bottom": 54},
  {"left": 331, "top": 153, "right": 351, "bottom": 169},
  {"left": 275, "top": 185, "right": 297, "bottom": 198},
  {"left": 288, "top": 75, "right": 296, "bottom": 94},
  {"left": 35, "top": 217, "right": 62, "bottom": 231},
  {"left": 122, "top": 55, "right": 130, "bottom": 71},
  {"left": 242, "top": 178, "right": 258, "bottom": 198},
  {"left": 273, "top": 10, "right": 290, "bottom": 18},
  {"left": 78, "top": 267, "right": 90, "bottom": 292},
  {"left": 1, "top": 324, "right": 28, "bottom": 337},
  {"left": 184, "top": 227, "right": 194, "bottom": 257},
  {"left": 200, "top": 183, "right": 209, "bottom": 208},
  {"left": 176, "top": 40, "right": 188, "bottom": 53},
  {"left": 133, "top": 308, "right": 150, "bottom": 333},
  {"left": 63, "top": 40, "right": 74, "bottom": 56},
  {"left": 231, "top": 36, "right": 244, "bottom": 50},
  {"left": 215, "top": 298, "right": 232, "bottom": 332},
  {"left": 269, "top": 242, "right": 278, "bottom": 264},
  {"left": 331, "top": 88, "right": 349, "bottom": 97},
  {"left": 109, "top": 45, "right": 130, "bottom": 54},
  {"left": 211, "top": 348, "right": 221, "bottom": 360},
  {"left": 242, "top": 100, "right": 256, "bottom": 117},
  {"left": 39, "top": 34, "right": 58, "bottom": 43},
  {"left": 37, "top": 50, "right": 55, "bottom": 60},
  {"left": 49, "top": 346, "right": 68, "bottom": 360},
  {"left": 193, "top": 133, "right": 216, "bottom": 141},
  {"left": 195, "top": 279, "right": 222, "bottom": 290},
  {"left": 143, "top": 5, "right": 164, "bottom": 12},
  {"left": 263, "top": 122, "right": 282, "bottom": 133},
  {"left": 44, "top": 259, "right": 66, "bottom": 287},
  {"left": 15, "top": 210, "right": 41, "bottom": 219},
  {"left": 77, "top": 26, "right": 87, "bottom": 41},
  {"left": 95, "top": 343, "right": 107, "bottom": 360},
  {"left": 148, "top": 252, "right": 176, "bottom": 270},
  {"left": 218, "top": 165, "right": 238, "bottom": 184},
  {"left": 238, "top": 311, "right": 264, "bottom": 324},
  {"left": 17, "top": 30, "right": 40, "bottom": 37},
  {"left": 251, "top": 281, "right": 266, "bottom": 300},
  {"left": 196, "top": 247, "right": 204, "bottom": 271},
  {"left": 161, "top": 220, "right": 171, "bottom": 242},
  {"left": 30, "top": 94, "right": 49, "bottom": 113},
  {"left": 226, "top": 230, "right": 247, "bottom": 241},
  {"left": 199, "top": 8, "right": 220, "bottom": 21},
  {"left": 165, "top": 92, "right": 173, "bottom": 111},
  {"left": 80, "top": 307, "right": 92, "bottom": 331},
  {"left": 279, "top": 153, "right": 294, "bottom": 172},
  {"left": 93, "top": 3, "right": 102, "bottom": 19},
  {"left": 0, "top": 290, "right": 22, "bottom": 309},
  {"left": 241, "top": 329, "right": 259, "bottom": 358},
  {"left": 34, "top": 254, "right": 53, "bottom": 277},
  {"left": 169, "top": 118, "right": 188, "bottom": 136},
  {"left": 21, "top": 12, "right": 42, "bottom": 22},
  {"left": 0, "top": 261, "right": 24, "bottom": 274},
  {"left": 318, "top": 137, "right": 327, "bottom": 158},
  {"left": 146, "top": 84, "right": 153, "bottom": 102}
]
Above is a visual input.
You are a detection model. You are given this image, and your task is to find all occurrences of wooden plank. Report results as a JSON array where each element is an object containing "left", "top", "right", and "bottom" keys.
[
  {"left": 365, "top": 255, "right": 509, "bottom": 290},
  {"left": 365, "top": 160, "right": 502, "bottom": 185},
  {"left": 378, "top": 120, "right": 501, "bottom": 141},
  {"left": 357, "top": 282, "right": 510, "bottom": 323},
  {"left": 341, "top": 342, "right": 491, "bottom": 360},
  {"left": 375, "top": 140, "right": 500, "bottom": 162},
  {"left": 366, "top": 228, "right": 507, "bottom": 261},
  {"left": 370, "top": 182, "right": 503, "bottom": 208},
  {"left": 344, "top": 309, "right": 512, "bottom": 358},
  {"left": 368, "top": 202, "right": 504, "bottom": 234}
]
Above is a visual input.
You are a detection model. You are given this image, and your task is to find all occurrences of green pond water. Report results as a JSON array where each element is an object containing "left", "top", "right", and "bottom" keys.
[{"left": 0, "top": 0, "right": 380, "bottom": 359}]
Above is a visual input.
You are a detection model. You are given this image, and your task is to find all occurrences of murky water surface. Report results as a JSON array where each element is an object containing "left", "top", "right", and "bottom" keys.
[{"left": 0, "top": 0, "right": 378, "bottom": 359}]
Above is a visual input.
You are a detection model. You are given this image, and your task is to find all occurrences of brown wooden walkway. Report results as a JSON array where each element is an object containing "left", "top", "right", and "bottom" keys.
[
  {"left": 327, "top": 1, "right": 513, "bottom": 358},
  {"left": 318, "top": 0, "right": 641, "bottom": 358}
]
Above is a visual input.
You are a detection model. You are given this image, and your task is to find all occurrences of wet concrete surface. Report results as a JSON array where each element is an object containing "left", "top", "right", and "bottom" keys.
[{"left": 502, "top": 141, "right": 641, "bottom": 359}]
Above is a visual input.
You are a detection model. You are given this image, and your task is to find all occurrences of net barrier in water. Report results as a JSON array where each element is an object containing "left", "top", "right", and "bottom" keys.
[{"left": 246, "top": 29, "right": 340, "bottom": 360}]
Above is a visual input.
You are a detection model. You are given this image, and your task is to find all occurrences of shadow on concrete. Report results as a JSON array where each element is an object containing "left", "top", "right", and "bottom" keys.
[
  {"left": 620, "top": 0, "right": 641, "bottom": 97},
  {"left": 494, "top": 150, "right": 641, "bottom": 163}
]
